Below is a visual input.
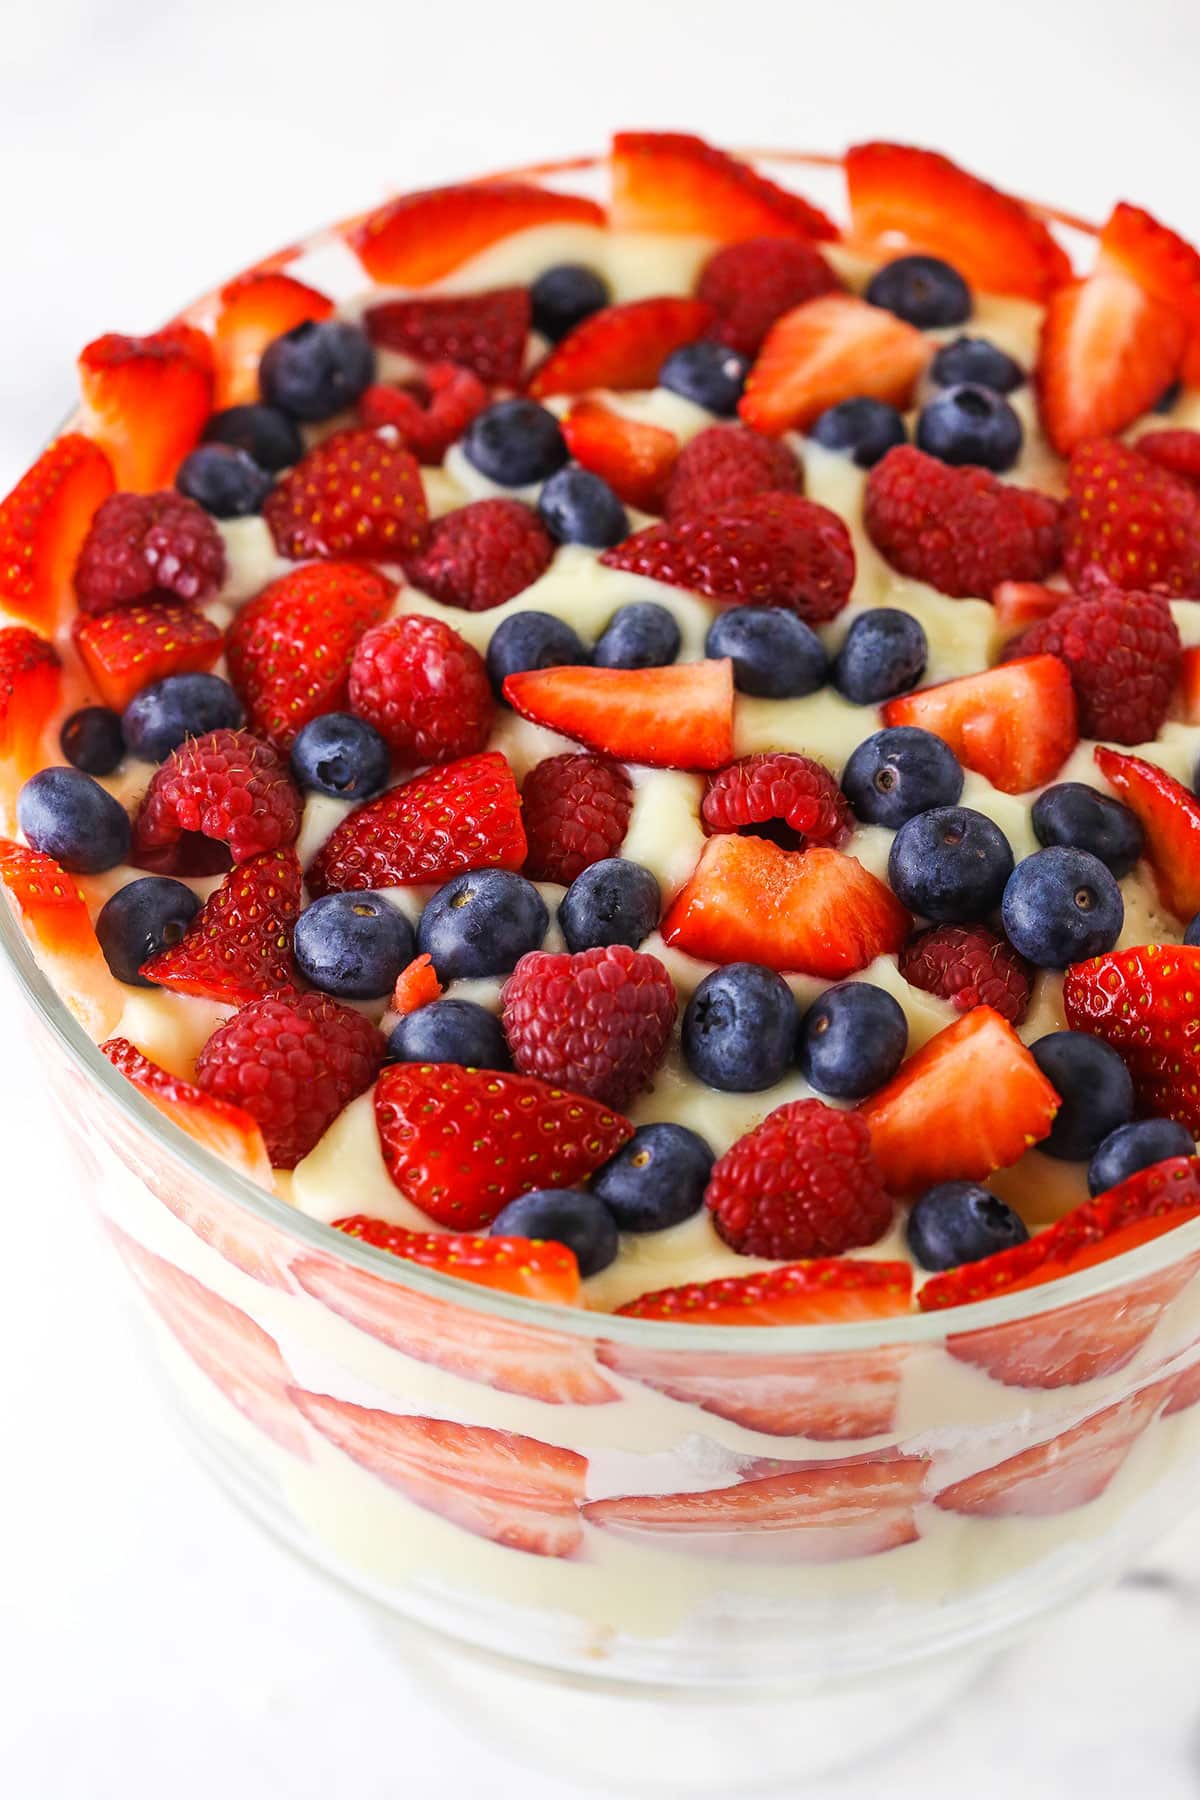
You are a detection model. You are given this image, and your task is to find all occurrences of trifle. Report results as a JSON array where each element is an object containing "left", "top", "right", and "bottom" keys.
[{"left": 6, "top": 133, "right": 1200, "bottom": 1783}]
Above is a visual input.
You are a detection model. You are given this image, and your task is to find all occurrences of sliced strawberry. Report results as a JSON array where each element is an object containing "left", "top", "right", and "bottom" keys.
[
  {"left": 1098, "top": 200, "right": 1200, "bottom": 382},
  {"left": 1037, "top": 271, "right": 1186, "bottom": 456},
  {"left": 212, "top": 270, "right": 333, "bottom": 408},
  {"left": 739, "top": 294, "right": 930, "bottom": 436},
  {"left": 610, "top": 130, "right": 837, "bottom": 242},
  {"left": 992, "top": 580, "right": 1070, "bottom": 637},
  {"left": 860, "top": 1006, "right": 1060, "bottom": 1194},
  {"left": 73, "top": 603, "right": 225, "bottom": 712},
  {"left": 1179, "top": 645, "right": 1200, "bottom": 723},
  {"left": 503, "top": 659, "right": 733, "bottom": 773},
  {"left": 0, "top": 627, "right": 61, "bottom": 822},
  {"left": 101, "top": 1036, "right": 274, "bottom": 1189},
  {"left": 334, "top": 1215, "right": 581, "bottom": 1301},
  {"left": 347, "top": 182, "right": 605, "bottom": 286},
  {"left": 363, "top": 288, "right": 530, "bottom": 387},
  {"left": 1139, "top": 429, "right": 1200, "bottom": 488},
  {"left": 391, "top": 952, "right": 442, "bottom": 1015},
  {"left": 561, "top": 401, "right": 679, "bottom": 511},
  {"left": 1165, "top": 1348, "right": 1200, "bottom": 1417},
  {"left": 883, "top": 656, "right": 1077, "bottom": 796},
  {"left": 0, "top": 839, "right": 95, "bottom": 958},
  {"left": 661, "top": 836, "right": 910, "bottom": 977},
  {"left": 526, "top": 297, "right": 714, "bottom": 400},
  {"left": 1064, "top": 945, "right": 1200, "bottom": 1131},
  {"left": 0, "top": 435, "right": 114, "bottom": 631},
  {"left": 139, "top": 848, "right": 302, "bottom": 1004},
  {"left": 78, "top": 325, "right": 214, "bottom": 492},
  {"left": 844, "top": 141, "right": 1072, "bottom": 301},
  {"left": 1092, "top": 746, "right": 1200, "bottom": 918}
]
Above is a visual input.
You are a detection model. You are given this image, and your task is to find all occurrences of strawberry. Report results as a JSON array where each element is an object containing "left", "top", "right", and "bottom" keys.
[
  {"left": 526, "top": 296, "right": 714, "bottom": 400},
  {"left": 139, "top": 848, "right": 302, "bottom": 1004},
  {"left": 504, "top": 659, "right": 733, "bottom": 771},
  {"left": 933, "top": 1390, "right": 1163, "bottom": 1519},
  {"left": 1037, "top": 271, "right": 1186, "bottom": 455},
  {"left": 502, "top": 944, "right": 677, "bottom": 1108},
  {"left": 661, "top": 836, "right": 910, "bottom": 977},
  {"left": 0, "top": 839, "right": 95, "bottom": 958},
  {"left": 78, "top": 325, "right": 214, "bottom": 492},
  {"left": 391, "top": 952, "right": 442, "bottom": 1015},
  {"left": 662, "top": 423, "right": 801, "bottom": 520},
  {"left": 697, "top": 235, "right": 841, "bottom": 358},
  {"left": 859, "top": 1006, "right": 1060, "bottom": 1193},
  {"left": 263, "top": 426, "right": 428, "bottom": 562},
  {"left": 1006, "top": 589, "right": 1180, "bottom": 745},
  {"left": 844, "top": 141, "right": 1072, "bottom": 301},
  {"left": 363, "top": 288, "right": 530, "bottom": 387},
  {"left": 372, "top": 1061, "right": 632, "bottom": 1229},
  {"left": 610, "top": 130, "right": 837, "bottom": 242},
  {"left": 705, "top": 1101, "right": 893, "bottom": 1259},
  {"left": 358, "top": 364, "right": 489, "bottom": 465},
  {"left": 991, "top": 580, "right": 1068, "bottom": 636},
  {"left": 101, "top": 1036, "right": 273, "bottom": 1188},
  {"left": 1098, "top": 200, "right": 1200, "bottom": 383},
  {"left": 306, "top": 751, "right": 525, "bottom": 894},
  {"left": 73, "top": 603, "right": 224, "bottom": 712},
  {"left": 1061, "top": 438, "right": 1200, "bottom": 597},
  {"left": 334, "top": 1215, "right": 581, "bottom": 1302},
  {"left": 1180, "top": 645, "right": 1200, "bottom": 723},
  {"left": 1064, "top": 944, "right": 1200, "bottom": 1130},
  {"left": 739, "top": 293, "right": 930, "bottom": 436},
  {"left": 883, "top": 656, "right": 1077, "bottom": 795},
  {"left": 1135, "top": 428, "right": 1200, "bottom": 488},
  {"left": 0, "top": 628, "right": 61, "bottom": 816},
  {"left": 132, "top": 727, "right": 301, "bottom": 871},
  {"left": 560, "top": 401, "right": 679, "bottom": 511},
  {"left": 346, "top": 182, "right": 605, "bottom": 286},
  {"left": 616, "top": 1259, "right": 913, "bottom": 1325},
  {"left": 1092, "top": 745, "right": 1200, "bottom": 917},
  {"left": 0, "top": 435, "right": 114, "bottom": 632},
  {"left": 212, "top": 270, "right": 333, "bottom": 408}
]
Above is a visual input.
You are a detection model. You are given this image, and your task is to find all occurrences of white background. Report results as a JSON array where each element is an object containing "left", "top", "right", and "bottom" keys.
[{"left": 5, "top": 2, "right": 1200, "bottom": 1795}]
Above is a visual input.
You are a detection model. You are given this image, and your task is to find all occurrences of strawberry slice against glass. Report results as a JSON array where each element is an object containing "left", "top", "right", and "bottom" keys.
[
  {"left": 0, "top": 435, "right": 114, "bottom": 632},
  {"left": 609, "top": 130, "right": 837, "bottom": 242},
  {"left": 346, "top": 182, "right": 605, "bottom": 286},
  {"left": 212, "top": 270, "right": 333, "bottom": 408},
  {"left": 0, "top": 839, "right": 123, "bottom": 1036},
  {"left": 0, "top": 628, "right": 61, "bottom": 830},
  {"left": 78, "top": 325, "right": 214, "bottom": 492},
  {"left": 1092, "top": 746, "right": 1200, "bottom": 920},
  {"left": 1164, "top": 1346, "right": 1200, "bottom": 1417}
]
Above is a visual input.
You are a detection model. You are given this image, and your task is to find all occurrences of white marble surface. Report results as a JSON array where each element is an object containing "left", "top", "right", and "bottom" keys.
[{"left": 5, "top": 2, "right": 1200, "bottom": 1794}]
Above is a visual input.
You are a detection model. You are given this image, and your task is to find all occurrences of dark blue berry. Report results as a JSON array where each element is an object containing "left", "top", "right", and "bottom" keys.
[
  {"left": 387, "top": 998, "right": 511, "bottom": 1071},
  {"left": 417, "top": 869, "right": 548, "bottom": 981},
  {"left": 1088, "top": 1117, "right": 1196, "bottom": 1196},
  {"left": 1186, "top": 913, "right": 1200, "bottom": 947},
  {"left": 1031, "top": 782, "right": 1144, "bottom": 880},
  {"left": 842, "top": 727, "right": 964, "bottom": 829},
  {"left": 258, "top": 320, "right": 375, "bottom": 422},
  {"left": 175, "top": 443, "right": 273, "bottom": 519},
  {"left": 916, "top": 383, "right": 1023, "bottom": 472},
  {"left": 1030, "top": 1031, "right": 1135, "bottom": 1161},
  {"left": 1155, "top": 379, "right": 1183, "bottom": 416},
  {"left": 591, "top": 1123, "right": 715, "bottom": 1232},
  {"left": 906, "top": 1181, "right": 1029, "bottom": 1272},
  {"left": 60, "top": 706, "right": 123, "bottom": 776},
  {"left": 833, "top": 609, "right": 927, "bottom": 704},
  {"left": 537, "top": 466, "right": 628, "bottom": 547},
  {"left": 594, "top": 603, "right": 681, "bottom": 670},
  {"left": 122, "top": 674, "right": 243, "bottom": 764},
  {"left": 18, "top": 767, "right": 130, "bottom": 874},
  {"left": 202, "top": 403, "right": 303, "bottom": 472},
  {"left": 866, "top": 255, "right": 971, "bottom": 328},
  {"left": 462, "top": 398, "right": 568, "bottom": 487},
  {"left": 798, "top": 982, "right": 908, "bottom": 1101},
  {"left": 704, "top": 606, "right": 827, "bottom": 698},
  {"left": 486, "top": 611, "right": 588, "bottom": 697},
  {"left": 1000, "top": 847, "right": 1123, "bottom": 969},
  {"left": 293, "top": 892, "right": 414, "bottom": 999},
  {"left": 489, "top": 1188, "right": 619, "bottom": 1277},
  {"left": 559, "top": 858, "right": 661, "bottom": 953},
  {"left": 929, "top": 337, "right": 1024, "bottom": 394},
  {"left": 658, "top": 340, "right": 749, "bottom": 415},
  {"left": 888, "top": 806, "right": 1014, "bottom": 922},
  {"left": 682, "top": 962, "right": 798, "bottom": 1092},
  {"left": 95, "top": 877, "right": 200, "bottom": 987},
  {"left": 530, "top": 264, "right": 611, "bottom": 343},
  {"left": 290, "top": 712, "right": 390, "bottom": 801},
  {"left": 810, "top": 398, "right": 907, "bottom": 469}
]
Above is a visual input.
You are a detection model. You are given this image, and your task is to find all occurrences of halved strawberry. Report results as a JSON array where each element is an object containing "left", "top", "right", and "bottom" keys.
[
  {"left": 739, "top": 294, "right": 930, "bottom": 436},
  {"left": 101, "top": 1036, "right": 274, "bottom": 1189},
  {"left": 859, "top": 1006, "right": 1060, "bottom": 1194},
  {"left": 503, "top": 660, "right": 734, "bottom": 772},
  {"left": 844, "top": 141, "right": 1072, "bottom": 301},
  {"left": 391, "top": 952, "right": 442, "bottom": 1015},
  {"left": 1064, "top": 945, "right": 1200, "bottom": 1131},
  {"left": 1098, "top": 200, "right": 1200, "bottom": 383},
  {"left": 0, "top": 435, "right": 114, "bottom": 632},
  {"left": 334, "top": 1215, "right": 581, "bottom": 1302},
  {"left": 615, "top": 1259, "right": 913, "bottom": 1325},
  {"left": 73, "top": 603, "right": 224, "bottom": 712},
  {"left": 78, "top": 325, "right": 214, "bottom": 492},
  {"left": 1092, "top": 746, "right": 1200, "bottom": 918},
  {"left": 883, "top": 656, "right": 1077, "bottom": 795},
  {"left": 1037, "top": 272, "right": 1186, "bottom": 456},
  {"left": 346, "top": 182, "right": 605, "bottom": 286},
  {"left": 526, "top": 296, "right": 714, "bottom": 400},
  {"left": 610, "top": 130, "right": 837, "bottom": 242},
  {"left": 561, "top": 400, "right": 679, "bottom": 511},
  {"left": 992, "top": 580, "right": 1069, "bottom": 637},
  {"left": 0, "top": 627, "right": 61, "bottom": 822},
  {"left": 0, "top": 839, "right": 95, "bottom": 958},
  {"left": 1179, "top": 645, "right": 1200, "bottom": 723},
  {"left": 212, "top": 270, "right": 333, "bottom": 408},
  {"left": 661, "top": 836, "right": 910, "bottom": 977},
  {"left": 139, "top": 849, "right": 301, "bottom": 1004},
  {"left": 935, "top": 1389, "right": 1164, "bottom": 1519},
  {"left": 363, "top": 288, "right": 530, "bottom": 388}
]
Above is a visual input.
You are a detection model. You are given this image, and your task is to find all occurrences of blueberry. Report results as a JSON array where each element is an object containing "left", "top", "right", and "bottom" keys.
[
  {"left": 888, "top": 806, "right": 1014, "bottom": 922},
  {"left": 916, "top": 383, "right": 1023, "bottom": 473},
  {"left": 60, "top": 706, "right": 123, "bottom": 776},
  {"left": 1155, "top": 379, "right": 1183, "bottom": 415},
  {"left": 1001, "top": 847, "right": 1123, "bottom": 969},
  {"left": 417, "top": 869, "right": 548, "bottom": 980},
  {"left": 462, "top": 398, "right": 568, "bottom": 487},
  {"left": 594, "top": 603, "right": 681, "bottom": 670},
  {"left": 259, "top": 319, "right": 375, "bottom": 422},
  {"left": 95, "top": 877, "right": 201, "bottom": 986},
  {"left": 906, "top": 1181, "right": 1029, "bottom": 1272},
  {"left": 122, "top": 674, "right": 244, "bottom": 764},
  {"left": 293, "top": 892, "right": 414, "bottom": 999},
  {"left": 1030, "top": 1031, "right": 1135, "bottom": 1160},
  {"left": 558, "top": 858, "right": 661, "bottom": 952},
  {"left": 833, "top": 609, "right": 927, "bottom": 704},
  {"left": 591, "top": 1123, "right": 715, "bottom": 1232},
  {"left": 658, "top": 340, "right": 749, "bottom": 415},
  {"left": 486, "top": 612, "right": 588, "bottom": 697},
  {"left": 842, "top": 728, "right": 964, "bottom": 829},
  {"left": 1187, "top": 914, "right": 1200, "bottom": 948},
  {"left": 175, "top": 443, "right": 273, "bottom": 519},
  {"left": 489, "top": 1187, "right": 619, "bottom": 1277},
  {"left": 538, "top": 466, "right": 628, "bottom": 548},
  {"left": 1031, "top": 782, "right": 1144, "bottom": 881},
  {"left": 929, "top": 337, "right": 1024, "bottom": 394},
  {"left": 704, "top": 606, "right": 828, "bottom": 698},
  {"left": 18, "top": 767, "right": 130, "bottom": 874},
  {"left": 530, "top": 264, "right": 611, "bottom": 343},
  {"left": 1088, "top": 1117, "right": 1196, "bottom": 1196},
  {"left": 810, "top": 398, "right": 907, "bottom": 469},
  {"left": 290, "top": 712, "right": 390, "bottom": 801},
  {"left": 202, "top": 403, "right": 303, "bottom": 472},
  {"left": 387, "top": 997, "right": 511, "bottom": 1071},
  {"left": 865, "top": 255, "right": 972, "bottom": 328},
  {"left": 682, "top": 962, "right": 798, "bottom": 1092},
  {"left": 798, "top": 982, "right": 908, "bottom": 1101}
]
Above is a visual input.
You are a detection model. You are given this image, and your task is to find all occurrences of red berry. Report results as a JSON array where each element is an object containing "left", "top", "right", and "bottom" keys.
[
  {"left": 333, "top": 1214, "right": 581, "bottom": 1302},
  {"left": 560, "top": 402, "right": 679, "bottom": 512},
  {"left": 1062, "top": 438, "right": 1200, "bottom": 597},
  {"left": 611, "top": 131, "right": 837, "bottom": 243},
  {"left": 705, "top": 1099, "right": 893, "bottom": 1259},
  {"left": 348, "top": 614, "right": 493, "bottom": 765},
  {"left": 501, "top": 944, "right": 677, "bottom": 1109},
  {"left": 0, "top": 627, "right": 61, "bottom": 803},
  {"left": 74, "top": 490, "right": 226, "bottom": 615},
  {"left": 0, "top": 434, "right": 114, "bottom": 632},
  {"left": 1005, "top": 588, "right": 1180, "bottom": 744},
  {"left": 899, "top": 924, "right": 1033, "bottom": 1026},
  {"left": 363, "top": 289, "right": 531, "bottom": 388},
  {"left": 348, "top": 182, "right": 604, "bottom": 287},
  {"left": 1037, "top": 272, "right": 1184, "bottom": 455},
  {"left": 662, "top": 423, "right": 802, "bottom": 520},
  {"left": 101, "top": 1036, "right": 272, "bottom": 1182},
  {"left": 131, "top": 727, "right": 301, "bottom": 871},
  {"left": 504, "top": 660, "right": 734, "bottom": 772},
  {"left": 140, "top": 848, "right": 302, "bottom": 1004},
  {"left": 358, "top": 363, "right": 489, "bottom": 464},
  {"left": 212, "top": 271, "right": 333, "bottom": 409},
  {"left": 78, "top": 325, "right": 214, "bottom": 493},
  {"left": 73, "top": 602, "right": 224, "bottom": 712},
  {"left": 739, "top": 294, "right": 930, "bottom": 437},
  {"left": 404, "top": 498, "right": 554, "bottom": 612},
  {"left": 701, "top": 752, "right": 851, "bottom": 850},
  {"left": 1135, "top": 428, "right": 1200, "bottom": 488},
  {"left": 1064, "top": 943, "right": 1200, "bottom": 1132},
  {"left": 527, "top": 296, "right": 714, "bottom": 400},
  {"left": 263, "top": 427, "right": 428, "bottom": 562},
  {"left": 697, "top": 235, "right": 840, "bottom": 357},
  {"left": 391, "top": 952, "right": 442, "bottom": 1016},
  {"left": 521, "top": 753, "right": 633, "bottom": 884}
]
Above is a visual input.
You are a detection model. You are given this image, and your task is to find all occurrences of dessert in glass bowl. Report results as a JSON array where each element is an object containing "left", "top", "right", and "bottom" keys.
[{"left": 5, "top": 132, "right": 1200, "bottom": 1787}]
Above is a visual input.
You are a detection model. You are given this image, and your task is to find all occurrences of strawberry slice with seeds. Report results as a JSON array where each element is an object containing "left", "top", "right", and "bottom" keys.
[
  {"left": 212, "top": 270, "right": 333, "bottom": 408},
  {"left": 1064, "top": 944, "right": 1200, "bottom": 1131},
  {"left": 74, "top": 603, "right": 224, "bottom": 712},
  {"left": 0, "top": 839, "right": 123, "bottom": 1034},
  {"left": 0, "top": 627, "right": 61, "bottom": 822},
  {"left": 0, "top": 435, "right": 114, "bottom": 632},
  {"left": 391, "top": 952, "right": 442, "bottom": 1015},
  {"left": 140, "top": 848, "right": 302, "bottom": 1004},
  {"left": 503, "top": 659, "right": 734, "bottom": 772},
  {"left": 333, "top": 1215, "right": 581, "bottom": 1301},
  {"left": 1037, "top": 271, "right": 1186, "bottom": 455},
  {"left": 561, "top": 401, "right": 679, "bottom": 511},
  {"left": 263, "top": 426, "right": 428, "bottom": 563},
  {"left": 1098, "top": 200, "right": 1200, "bottom": 382},
  {"left": 526, "top": 296, "right": 714, "bottom": 400},
  {"left": 347, "top": 182, "right": 605, "bottom": 286},
  {"left": 364, "top": 288, "right": 531, "bottom": 387},
  {"left": 78, "top": 325, "right": 214, "bottom": 491},
  {"left": 102, "top": 1036, "right": 273, "bottom": 1187},
  {"left": 1062, "top": 437, "right": 1200, "bottom": 597},
  {"left": 610, "top": 130, "right": 837, "bottom": 242},
  {"left": 883, "top": 656, "right": 1078, "bottom": 795},
  {"left": 1092, "top": 746, "right": 1200, "bottom": 918},
  {"left": 739, "top": 293, "right": 931, "bottom": 436}
]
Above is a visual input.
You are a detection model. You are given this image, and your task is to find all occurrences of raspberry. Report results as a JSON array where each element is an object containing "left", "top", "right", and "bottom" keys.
[
  {"left": 501, "top": 944, "right": 677, "bottom": 1109},
  {"left": 696, "top": 235, "right": 840, "bottom": 357},
  {"left": 358, "top": 362, "right": 489, "bottom": 465},
  {"left": 864, "top": 445, "right": 1061, "bottom": 599},
  {"left": 701, "top": 753, "right": 852, "bottom": 850},
  {"left": 521, "top": 753, "right": 633, "bottom": 884},
  {"left": 348, "top": 614, "right": 494, "bottom": 765},
  {"left": 898, "top": 924, "right": 1033, "bottom": 1026},
  {"left": 195, "top": 989, "right": 385, "bottom": 1169},
  {"left": 263, "top": 426, "right": 428, "bottom": 562},
  {"left": 1134, "top": 428, "right": 1200, "bottom": 489},
  {"left": 662, "top": 423, "right": 802, "bottom": 520},
  {"left": 705, "top": 1099, "right": 893, "bottom": 1259},
  {"left": 131, "top": 727, "right": 301, "bottom": 870},
  {"left": 1004, "top": 588, "right": 1181, "bottom": 744},
  {"left": 404, "top": 498, "right": 554, "bottom": 611},
  {"left": 73, "top": 490, "right": 226, "bottom": 615},
  {"left": 1062, "top": 438, "right": 1200, "bottom": 596}
]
